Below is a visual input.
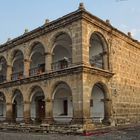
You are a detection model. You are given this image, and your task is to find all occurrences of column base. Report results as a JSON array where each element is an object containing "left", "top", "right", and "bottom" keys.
[
  {"left": 102, "top": 117, "right": 111, "bottom": 125},
  {"left": 71, "top": 117, "right": 95, "bottom": 131},
  {"left": 42, "top": 117, "right": 54, "bottom": 125},
  {"left": 71, "top": 117, "right": 93, "bottom": 124},
  {"left": 24, "top": 118, "right": 32, "bottom": 124}
]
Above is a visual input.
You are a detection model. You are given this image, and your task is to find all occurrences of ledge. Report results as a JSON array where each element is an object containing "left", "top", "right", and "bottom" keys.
[{"left": 0, "top": 65, "right": 114, "bottom": 89}]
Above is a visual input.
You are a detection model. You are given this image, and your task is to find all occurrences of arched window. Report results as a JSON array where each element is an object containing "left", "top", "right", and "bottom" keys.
[
  {"left": 53, "top": 82, "right": 73, "bottom": 123},
  {"left": 0, "top": 57, "right": 7, "bottom": 83},
  {"left": 52, "top": 33, "right": 72, "bottom": 70},
  {"left": 30, "top": 86, "right": 45, "bottom": 123},
  {"left": 90, "top": 83, "right": 111, "bottom": 124},
  {"left": 12, "top": 50, "right": 24, "bottom": 80},
  {"left": 0, "top": 92, "right": 6, "bottom": 121},
  {"left": 89, "top": 33, "right": 109, "bottom": 70},
  {"left": 29, "top": 42, "right": 45, "bottom": 76},
  {"left": 12, "top": 90, "right": 24, "bottom": 122}
]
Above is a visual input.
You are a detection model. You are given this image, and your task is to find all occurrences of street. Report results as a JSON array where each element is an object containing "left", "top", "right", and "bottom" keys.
[{"left": 0, "top": 125, "right": 140, "bottom": 140}]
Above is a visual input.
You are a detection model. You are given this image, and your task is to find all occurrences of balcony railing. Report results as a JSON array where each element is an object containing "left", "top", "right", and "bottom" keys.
[
  {"left": 51, "top": 58, "right": 72, "bottom": 71},
  {"left": 0, "top": 75, "right": 6, "bottom": 83},
  {"left": 90, "top": 54, "right": 103, "bottom": 68},
  {"left": 11, "top": 71, "right": 24, "bottom": 81},
  {"left": 29, "top": 64, "right": 45, "bottom": 76}
]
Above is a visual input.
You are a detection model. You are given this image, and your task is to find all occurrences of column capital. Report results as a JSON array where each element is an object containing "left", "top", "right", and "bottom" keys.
[
  {"left": 45, "top": 98, "right": 54, "bottom": 102},
  {"left": 6, "top": 102, "right": 13, "bottom": 105},
  {"left": 7, "top": 65, "right": 12, "bottom": 68},
  {"left": 101, "top": 98, "right": 112, "bottom": 102},
  {"left": 24, "top": 101, "right": 31, "bottom": 104},
  {"left": 24, "top": 59, "right": 31, "bottom": 62},
  {"left": 44, "top": 52, "right": 52, "bottom": 56}
]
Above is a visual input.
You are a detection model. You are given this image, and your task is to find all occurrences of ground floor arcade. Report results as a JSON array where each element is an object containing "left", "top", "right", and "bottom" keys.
[{"left": 0, "top": 82, "right": 111, "bottom": 126}]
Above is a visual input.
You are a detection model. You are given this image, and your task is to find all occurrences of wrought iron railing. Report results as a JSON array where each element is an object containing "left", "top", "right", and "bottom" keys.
[
  {"left": 0, "top": 75, "right": 6, "bottom": 83},
  {"left": 29, "top": 64, "right": 45, "bottom": 76},
  {"left": 51, "top": 58, "right": 72, "bottom": 71},
  {"left": 11, "top": 71, "right": 24, "bottom": 81}
]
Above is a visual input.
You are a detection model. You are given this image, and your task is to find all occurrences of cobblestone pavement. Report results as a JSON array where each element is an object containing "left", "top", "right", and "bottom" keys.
[{"left": 0, "top": 126, "right": 140, "bottom": 140}]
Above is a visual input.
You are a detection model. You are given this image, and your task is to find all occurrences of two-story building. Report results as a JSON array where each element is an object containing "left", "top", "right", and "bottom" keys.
[{"left": 0, "top": 3, "right": 140, "bottom": 131}]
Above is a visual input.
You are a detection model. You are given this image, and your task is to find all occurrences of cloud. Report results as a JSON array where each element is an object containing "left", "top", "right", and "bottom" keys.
[
  {"left": 130, "top": 28, "right": 140, "bottom": 37},
  {"left": 120, "top": 24, "right": 128, "bottom": 29}
]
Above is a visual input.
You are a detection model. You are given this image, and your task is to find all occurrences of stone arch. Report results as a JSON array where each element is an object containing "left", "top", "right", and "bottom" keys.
[
  {"left": 0, "top": 56, "right": 7, "bottom": 83},
  {"left": 29, "top": 41, "right": 45, "bottom": 58},
  {"left": 10, "top": 49, "right": 24, "bottom": 64},
  {"left": 49, "top": 29, "right": 72, "bottom": 52},
  {"left": 29, "top": 41, "right": 45, "bottom": 76},
  {"left": 0, "top": 92, "right": 6, "bottom": 121},
  {"left": 50, "top": 31, "right": 73, "bottom": 71},
  {"left": 11, "top": 89, "right": 24, "bottom": 122},
  {"left": 52, "top": 81, "right": 73, "bottom": 123},
  {"left": 29, "top": 85, "right": 46, "bottom": 123},
  {"left": 89, "top": 31, "right": 109, "bottom": 70},
  {"left": 90, "top": 81, "right": 111, "bottom": 124}
]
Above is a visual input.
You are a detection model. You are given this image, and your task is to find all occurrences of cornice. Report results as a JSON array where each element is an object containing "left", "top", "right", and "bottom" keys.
[{"left": 0, "top": 65, "right": 113, "bottom": 89}]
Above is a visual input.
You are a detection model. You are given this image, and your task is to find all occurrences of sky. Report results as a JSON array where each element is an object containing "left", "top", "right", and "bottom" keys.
[{"left": 0, "top": 0, "right": 140, "bottom": 44}]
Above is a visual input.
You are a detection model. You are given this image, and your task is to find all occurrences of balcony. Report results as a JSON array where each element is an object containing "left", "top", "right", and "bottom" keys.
[
  {"left": 0, "top": 75, "right": 6, "bottom": 83},
  {"left": 51, "top": 58, "right": 72, "bottom": 71},
  {"left": 11, "top": 71, "right": 24, "bottom": 81},
  {"left": 29, "top": 64, "right": 45, "bottom": 76}
]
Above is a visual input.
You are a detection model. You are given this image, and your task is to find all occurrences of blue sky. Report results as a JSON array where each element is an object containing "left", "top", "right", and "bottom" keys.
[{"left": 0, "top": 0, "right": 140, "bottom": 44}]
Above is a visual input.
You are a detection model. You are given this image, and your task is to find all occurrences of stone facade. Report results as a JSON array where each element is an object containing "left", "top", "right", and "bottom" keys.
[{"left": 0, "top": 3, "right": 140, "bottom": 131}]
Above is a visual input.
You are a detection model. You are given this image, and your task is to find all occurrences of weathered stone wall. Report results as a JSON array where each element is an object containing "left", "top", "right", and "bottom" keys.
[
  {"left": 81, "top": 17, "right": 140, "bottom": 125},
  {"left": 111, "top": 36, "right": 140, "bottom": 125}
]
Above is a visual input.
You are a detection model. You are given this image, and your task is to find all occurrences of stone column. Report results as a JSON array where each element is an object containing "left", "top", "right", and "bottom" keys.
[
  {"left": 24, "top": 59, "right": 30, "bottom": 77},
  {"left": 6, "top": 65, "right": 12, "bottom": 81},
  {"left": 23, "top": 101, "right": 31, "bottom": 124},
  {"left": 43, "top": 98, "right": 53, "bottom": 124},
  {"left": 45, "top": 52, "right": 52, "bottom": 72},
  {"left": 102, "top": 98, "right": 112, "bottom": 125},
  {"left": 72, "top": 99, "right": 84, "bottom": 124},
  {"left": 6, "top": 102, "right": 13, "bottom": 123},
  {"left": 71, "top": 84, "right": 85, "bottom": 124},
  {"left": 103, "top": 52, "right": 109, "bottom": 70}
]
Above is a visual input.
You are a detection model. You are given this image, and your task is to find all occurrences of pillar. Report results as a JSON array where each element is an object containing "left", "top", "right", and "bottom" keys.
[
  {"left": 102, "top": 98, "right": 112, "bottom": 124},
  {"left": 43, "top": 98, "right": 53, "bottom": 124},
  {"left": 6, "top": 102, "right": 13, "bottom": 123},
  {"left": 23, "top": 101, "right": 31, "bottom": 124},
  {"left": 6, "top": 65, "right": 12, "bottom": 81},
  {"left": 24, "top": 59, "right": 30, "bottom": 77},
  {"left": 45, "top": 52, "right": 52, "bottom": 72}
]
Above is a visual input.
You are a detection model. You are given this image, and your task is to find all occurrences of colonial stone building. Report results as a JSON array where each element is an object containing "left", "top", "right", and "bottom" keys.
[{"left": 0, "top": 3, "right": 140, "bottom": 131}]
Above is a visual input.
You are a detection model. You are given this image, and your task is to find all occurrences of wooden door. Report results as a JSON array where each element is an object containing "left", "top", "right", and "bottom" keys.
[{"left": 38, "top": 100, "right": 45, "bottom": 121}]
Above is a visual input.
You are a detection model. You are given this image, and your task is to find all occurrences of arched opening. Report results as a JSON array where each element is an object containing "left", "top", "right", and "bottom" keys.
[
  {"left": 0, "top": 57, "right": 7, "bottom": 83},
  {"left": 52, "top": 33, "right": 72, "bottom": 71},
  {"left": 0, "top": 92, "right": 6, "bottom": 121},
  {"left": 12, "top": 50, "right": 24, "bottom": 80},
  {"left": 89, "top": 32, "right": 108, "bottom": 70},
  {"left": 90, "top": 83, "right": 106, "bottom": 123},
  {"left": 30, "top": 86, "right": 45, "bottom": 123},
  {"left": 29, "top": 42, "right": 45, "bottom": 76},
  {"left": 53, "top": 82, "right": 73, "bottom": 123},
  {"left": 12, "top": 90, "right": 24, "bottom": 123}
]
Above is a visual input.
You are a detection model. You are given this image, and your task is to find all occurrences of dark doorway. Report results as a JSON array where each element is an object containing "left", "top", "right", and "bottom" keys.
[
  {"left": 12, "top": 101, "right": 17, "bottom": 122},
  {"left": 63, "top": 100, "right": 68, "bottom": 115},
  {"left": 37, "top": 99, "right": 45, "bottom": 122}
]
